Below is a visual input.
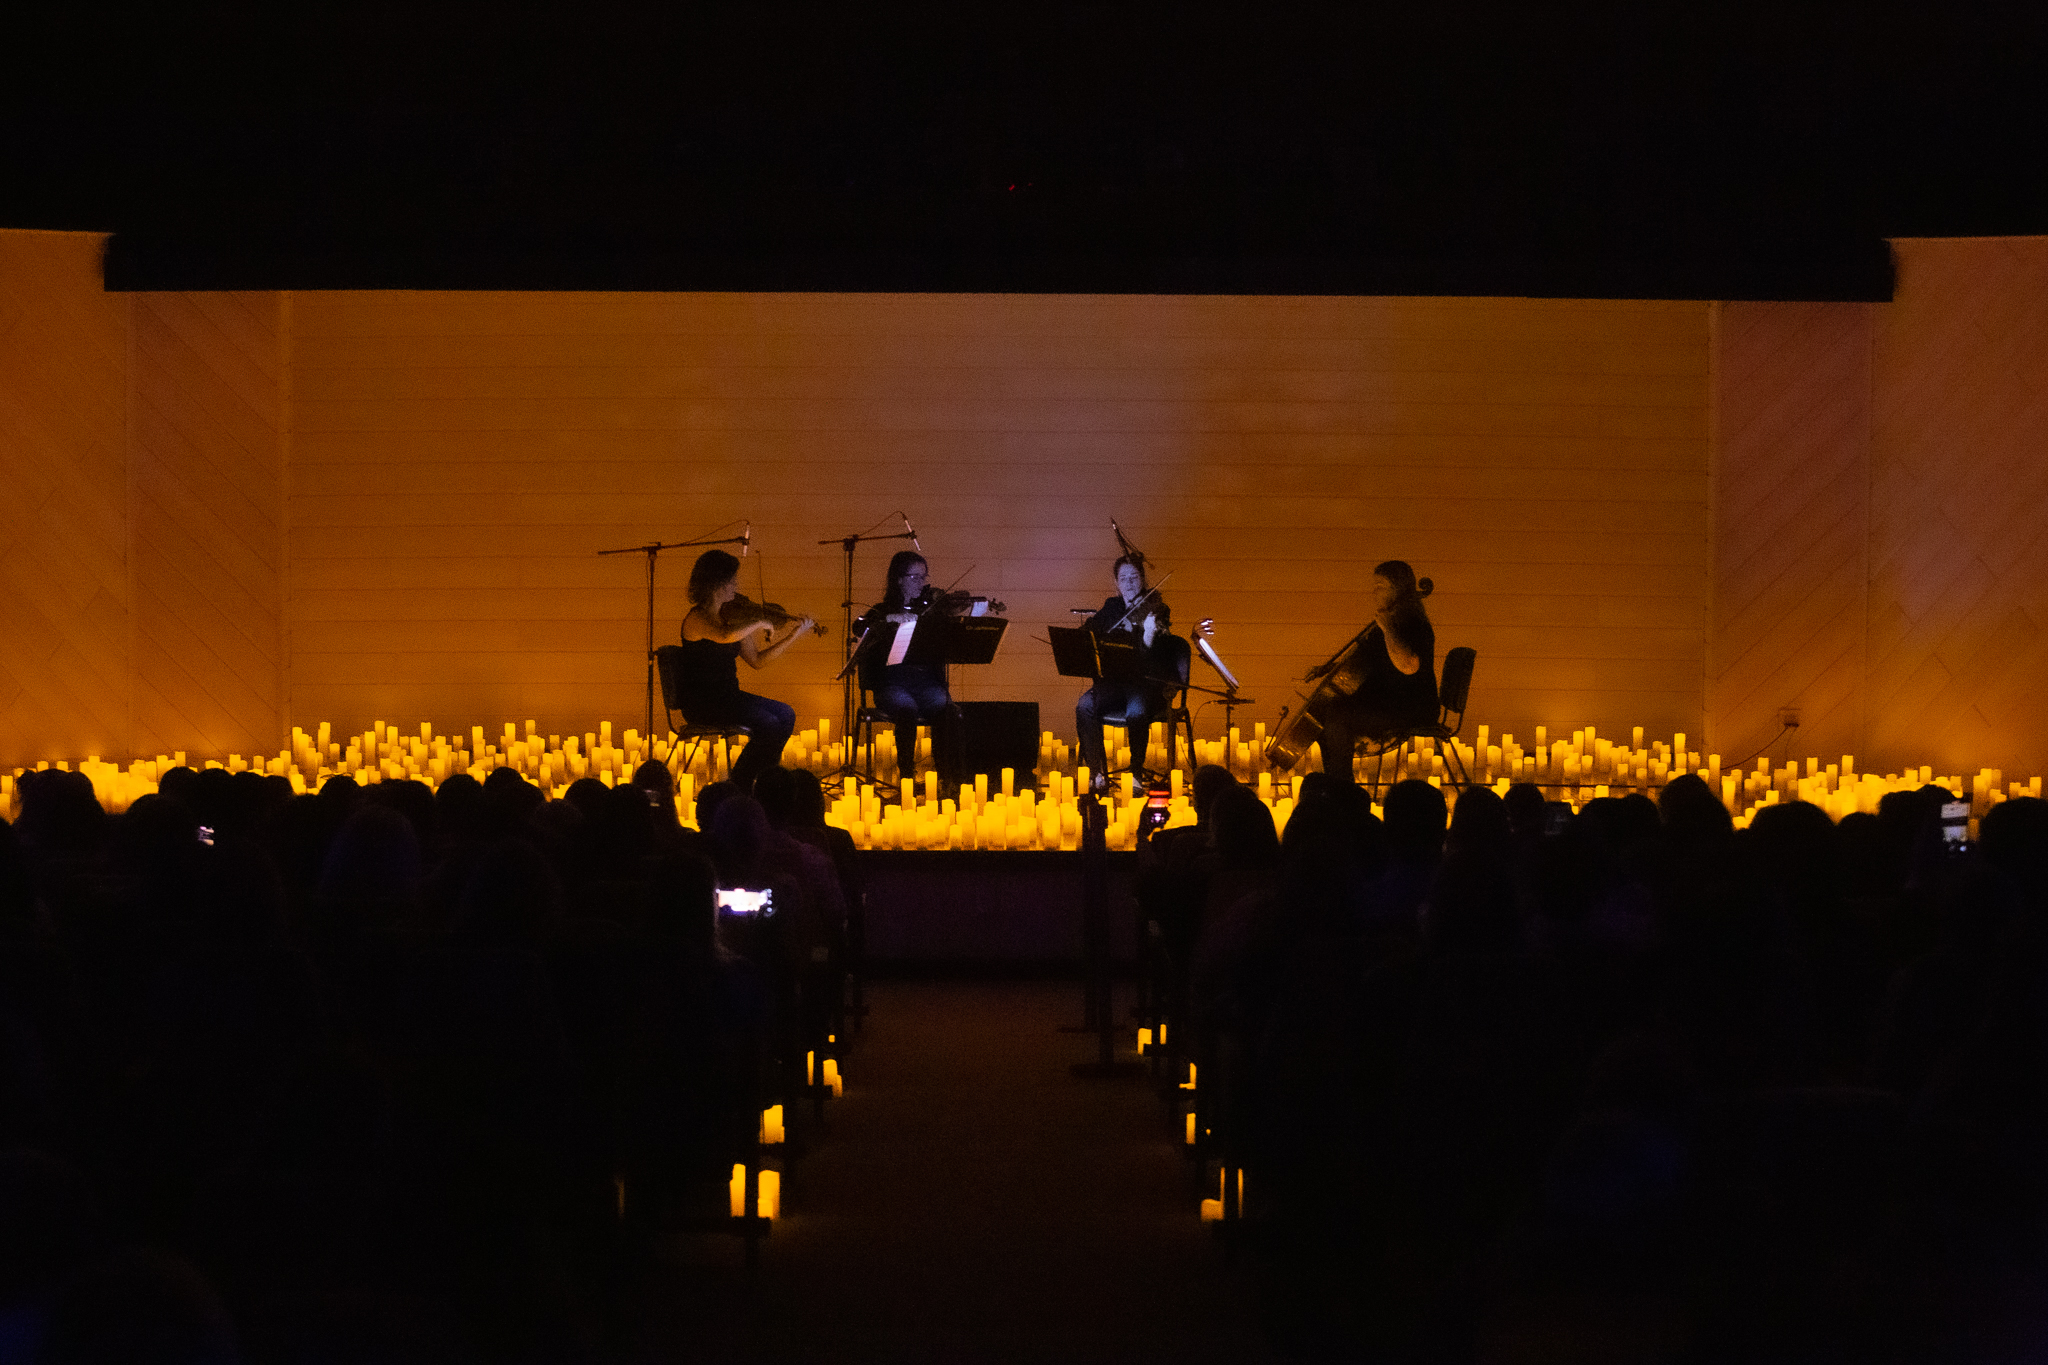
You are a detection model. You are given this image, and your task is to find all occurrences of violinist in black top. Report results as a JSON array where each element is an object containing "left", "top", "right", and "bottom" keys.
[
  {"left": 854, "top": 551, "right": 966, "bottom": 787},
  {"left": 672, "top": 549, "right": 811, "bottom": 792},
  {"left": 1310, "top": 559, "right": 1438, "bottom": 783},
  {"left": 1076, "top": 553, "right": 1190, "bottom": 791}
]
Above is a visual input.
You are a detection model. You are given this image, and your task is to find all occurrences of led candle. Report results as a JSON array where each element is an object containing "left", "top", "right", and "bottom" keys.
[{"left": 1001, "top": 767, "right": 1015, "bottom": 797}]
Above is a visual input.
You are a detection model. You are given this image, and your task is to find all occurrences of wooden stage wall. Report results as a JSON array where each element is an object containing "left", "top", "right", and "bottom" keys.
[
  {"left": 0, "top": 232, "right": 285, "bottom": 772},
  {"left": 9, "top": 229, "right": 2048, "bottom": 778},
  {"left": 1709, "top": 237, "right": 2048, "bottom": 778}
]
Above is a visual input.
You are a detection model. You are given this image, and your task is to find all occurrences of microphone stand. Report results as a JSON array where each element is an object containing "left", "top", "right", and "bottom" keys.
[
  {"left": 597, "top": 532, "right": 751, "bottom": 741},
  {"left": 817, "top": 523, "right": 919, "bottom": 791}
]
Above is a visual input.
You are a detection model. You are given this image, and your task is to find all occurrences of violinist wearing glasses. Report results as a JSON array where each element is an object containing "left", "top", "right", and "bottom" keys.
[
  {"left": 1076, "top": 553, "right": 1190, "bottom": 793},
  {"left": 675, "top": 549, "right": 817, "bottom": 792},
  {"left": 854, "top": 551, "right": 971, "bottom": 788}
]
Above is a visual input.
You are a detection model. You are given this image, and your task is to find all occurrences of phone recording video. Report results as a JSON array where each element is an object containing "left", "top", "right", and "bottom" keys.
[
  {"left": 1940, "top": 800, "right": 1972, "bottom": 847},
  {"left": 1139, "top": 787, "right": 1172, "bottom": 837},
  {"left": 715, "top": 886, "right": 774, "bottom": 916}
]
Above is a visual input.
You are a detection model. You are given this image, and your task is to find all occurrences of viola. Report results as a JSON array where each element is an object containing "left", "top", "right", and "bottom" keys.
[{"left": 721, "top": 593, "right": 827, "bottom": 637}]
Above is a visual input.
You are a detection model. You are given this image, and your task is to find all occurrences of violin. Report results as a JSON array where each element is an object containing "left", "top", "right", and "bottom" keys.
[
  {"left": 908, "top": 587, "right": 1006, "bottom": 617},
  {"left": 721, "top": 593, "right": 827, "bottom": 637}
]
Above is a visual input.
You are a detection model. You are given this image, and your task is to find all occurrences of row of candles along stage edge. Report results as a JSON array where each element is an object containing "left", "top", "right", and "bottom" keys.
[{"left": 6, "top": 718, "right": 2043, "bottom": 849}]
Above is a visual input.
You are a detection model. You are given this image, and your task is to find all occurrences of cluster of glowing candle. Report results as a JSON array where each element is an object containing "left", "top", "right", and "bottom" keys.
[
  {"left": 6, "top": 716, "right": 2041, "bottom": 841},
  {"left": 829, "top": 765, "right": 1211, "bottom": 853}
]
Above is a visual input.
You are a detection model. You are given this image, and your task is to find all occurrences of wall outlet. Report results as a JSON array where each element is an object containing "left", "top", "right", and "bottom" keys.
[{"left": 1779, "top": 707, "right": 1801, "bottom": 728}]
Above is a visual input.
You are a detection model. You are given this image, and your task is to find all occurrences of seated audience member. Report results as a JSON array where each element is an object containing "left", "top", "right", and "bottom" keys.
[
  {"left": 704, "top": 795, "right": 826, "bottom": 979},
  {"left": 1363, "top": 778, "right": 1448, "bottom": 928}
]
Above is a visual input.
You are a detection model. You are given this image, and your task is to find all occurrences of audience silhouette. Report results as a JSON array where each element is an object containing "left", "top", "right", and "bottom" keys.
[{"left": 6, "top": 756, "right": 2048, "bottom": 1361}]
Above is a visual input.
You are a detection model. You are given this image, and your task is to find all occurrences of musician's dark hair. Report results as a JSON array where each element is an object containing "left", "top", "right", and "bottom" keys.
[
  {"left": 883, "top": 551, "right": 929, "bottom": 609},
  {"left": 687, "top": 550, "right": 741, "bottom": 606},
  {"left": 1112, "top": 552, "right": 1148, "bottom": 586},
  {"left": 1373, "top": 560, "right": 1434, "bottom": 603}
]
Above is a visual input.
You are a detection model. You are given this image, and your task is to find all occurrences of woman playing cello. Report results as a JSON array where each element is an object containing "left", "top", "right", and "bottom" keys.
[{"left": 1304, "top": 560, "right": 1438, "bottom": 784}]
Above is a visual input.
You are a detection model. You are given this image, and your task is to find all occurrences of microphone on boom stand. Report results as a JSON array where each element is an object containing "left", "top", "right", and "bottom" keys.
[{"left": 903, "top": 514, "right": 920, "bottom": 553}]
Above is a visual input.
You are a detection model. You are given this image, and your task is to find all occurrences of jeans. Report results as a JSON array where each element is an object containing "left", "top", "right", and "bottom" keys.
[
  {"left": 683, "top": 689, "right": 795, "bottom": 792},
  {"left": 1315, "top": 693, "right": 1409, "bottom": 786},
  {"left": 874, "top": 665, "right": 962, "bottom": 783},
  {"left": 1076, "top": 682, "right": 1165, "bottom": 779}
]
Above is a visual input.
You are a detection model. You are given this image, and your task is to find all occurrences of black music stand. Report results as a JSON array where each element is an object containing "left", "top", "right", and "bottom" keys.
[
  {"left": 924, "top": 615, "right": 1009, "bottom": 669},
  {"left": 844, "top": 614, "right": 1009, "bottom": 785},
  {"left": 1049, "top": 626, "right": 1142, "bottom": 685}
]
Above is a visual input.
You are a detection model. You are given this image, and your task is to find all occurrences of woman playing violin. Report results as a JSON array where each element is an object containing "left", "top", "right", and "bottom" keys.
[
  {"left": 854, "top": 551, "right": 965, "bottom": 788},
  {"left": 1076, "top": 553, "right": 1190, "bottom": 792},
  {"left": 1310, "top": 559, "right": 1437, "bottom": 784},
  {"left": 675, "top": 549, "right": 813, "bottom": 792}
]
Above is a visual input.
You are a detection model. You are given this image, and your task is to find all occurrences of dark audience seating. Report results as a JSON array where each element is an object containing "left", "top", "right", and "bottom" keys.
[
  {"left": 0, "top": 764, "right": 854, "bottom": 1363},
  {"left": 1137, "top": 767, "right": 2048, "bottom": 1362}
]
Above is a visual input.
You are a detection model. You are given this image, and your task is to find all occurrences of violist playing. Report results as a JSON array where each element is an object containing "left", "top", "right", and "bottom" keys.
[
  {"left": 854, "top": 551, "right": 968, "bottom": 791},
  {"left": 1302, "top": 559, "right": 1438, "bottom": 784},
  {"left": 673, "top": 549, "right": 815, "bottom": 792},
  {"left": 1076, "top": 553, "right": 1191, "bottom": 794}
]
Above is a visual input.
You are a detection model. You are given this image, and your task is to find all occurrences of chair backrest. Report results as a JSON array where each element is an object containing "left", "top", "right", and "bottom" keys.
[
  {"left": 654, "top": 645, "right": 686, "bottom": 711},
  {"left": 1437, "top": 646, "right": 1477, "bottom": 716},
  {"left": 1165, "top": 633, "right": 1193, "bottom": 695}
]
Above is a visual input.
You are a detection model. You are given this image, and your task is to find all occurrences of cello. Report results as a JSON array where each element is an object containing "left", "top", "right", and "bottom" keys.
[
  {"left": 1266, "top": 571, "right": 1435, "bottom": 771},
  {"left": 1264, "top": 622, "right": 1383, "bottom": 772}
]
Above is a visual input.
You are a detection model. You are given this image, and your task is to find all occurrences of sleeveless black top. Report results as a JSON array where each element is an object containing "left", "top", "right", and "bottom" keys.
[
  {"left": 1361, "top": 606, "right": 1437, "bottom": 725},
  {"left": 672, "top": 632, "right": 742, "bottom": 716}
]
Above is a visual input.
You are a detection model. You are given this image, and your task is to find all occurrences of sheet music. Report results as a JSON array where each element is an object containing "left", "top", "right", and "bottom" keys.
[
  {"left": 885, "top": 618, "right": 916, "bottom": 667},
  {"left": 1197, "top": 635, "right": 1240, "bottom": 690}
]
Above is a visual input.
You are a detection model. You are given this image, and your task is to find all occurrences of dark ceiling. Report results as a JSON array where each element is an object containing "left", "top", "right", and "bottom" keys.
[{"left": 2, "top": 3, "right": 2042, "bottom": 298}]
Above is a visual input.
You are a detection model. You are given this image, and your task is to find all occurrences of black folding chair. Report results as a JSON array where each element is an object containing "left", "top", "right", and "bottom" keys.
[
  {"left": 653, "top": 644, "right": 749, "bottom": 774},
  {"left": 1363, "top": 645, "right": 1477, "bottom": 797}
]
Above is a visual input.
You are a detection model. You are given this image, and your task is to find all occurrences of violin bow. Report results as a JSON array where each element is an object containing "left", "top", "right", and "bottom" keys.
[{"left": 1109, "top": 571, "right": 1174, "bottom": 634}]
